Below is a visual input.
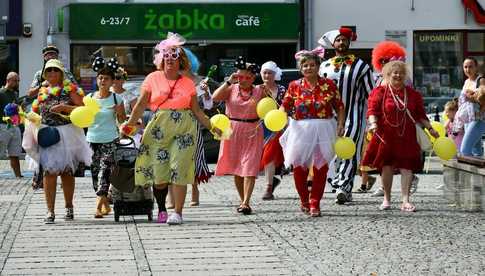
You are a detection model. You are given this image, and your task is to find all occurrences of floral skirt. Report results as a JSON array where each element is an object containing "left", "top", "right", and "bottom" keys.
[{"left": 135, "top": 109, "right": 197, "bottom": 186}]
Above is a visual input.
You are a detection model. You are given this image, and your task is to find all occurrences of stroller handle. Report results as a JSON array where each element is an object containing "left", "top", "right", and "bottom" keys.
[{"left": 116, "top": 136, "right": 135, "bottom": 148}]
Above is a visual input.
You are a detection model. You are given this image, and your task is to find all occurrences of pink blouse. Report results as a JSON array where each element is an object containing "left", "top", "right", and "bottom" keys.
[{"left": 141, "top": 71, "right": 196, "bottom": 111}]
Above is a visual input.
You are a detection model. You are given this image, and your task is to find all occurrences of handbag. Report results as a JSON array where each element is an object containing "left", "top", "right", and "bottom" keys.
[
  {"left": 405, "top": 109, "right": 432, "bottom": 151},
  {"left": 37, "top": 126, "right": 61, "bottom": 148},
  {"left": 415, "top": 124, "right": 432, "bottom": 151}
]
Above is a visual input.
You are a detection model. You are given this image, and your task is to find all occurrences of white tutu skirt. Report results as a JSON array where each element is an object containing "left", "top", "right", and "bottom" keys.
[
  {"left": 279, "top": 118, "right": 337, "bottom": 169},
  {"left": 39, "top": 124, "right": 93, "bottom": 175}
]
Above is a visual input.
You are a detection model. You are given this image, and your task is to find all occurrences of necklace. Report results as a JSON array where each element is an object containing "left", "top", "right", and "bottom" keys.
[
  {"left": 383, "top": 85, "right": 408, "bottom": 136},
  {"left": 238, "top": 85, "right": 254, "bottom": 101}
]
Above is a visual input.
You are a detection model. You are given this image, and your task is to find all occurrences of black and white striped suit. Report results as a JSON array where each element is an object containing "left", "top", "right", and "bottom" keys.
[{"left": 319, "top": 57, "right": 374, "bottom": 194}]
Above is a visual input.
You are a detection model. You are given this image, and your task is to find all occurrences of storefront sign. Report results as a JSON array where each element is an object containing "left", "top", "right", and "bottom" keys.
[
  {"left": 417, "top": 33, "right": 460, "bottom": 42},
  {"left": 385, "top": 30, "right": 407, "bottom": 47},
  {"left": 69, "top": 3, "right": 299, "bottom": 40}
]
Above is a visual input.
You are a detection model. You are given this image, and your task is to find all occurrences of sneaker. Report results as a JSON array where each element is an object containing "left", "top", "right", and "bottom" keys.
[
  {"left": 371, "top": 187, "right": 384, "bottom": 197},
  {"left": 167, "top": 213, "right": 183, "bottom": 225},
  {"left": 64, "top": 208, "right": 74, "bottom": 220},
  {"left": 410, "top": 175, "right": 419, "bottom": 194},
  {"left": 335, "top": 190, "right": 347, "bottom": 205},
  {"left": 44, "top": 212, "right": 55, "bottom": 224},
  {"left": 157, "top": 211, "right": 168, "bottom": 223}
]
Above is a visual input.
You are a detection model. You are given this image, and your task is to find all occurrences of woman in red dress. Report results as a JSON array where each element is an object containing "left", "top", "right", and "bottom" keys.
[{"left": 362, "top": 61, "right": 439, "bottom": 212}]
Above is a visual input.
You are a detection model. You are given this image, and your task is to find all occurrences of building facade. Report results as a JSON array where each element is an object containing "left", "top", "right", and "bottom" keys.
[
  {"left": 308, "top": 0, "right": 485, "bottom": 109},
  {"left": 3, "top": 0, "right": 301, "bottom": 95}
]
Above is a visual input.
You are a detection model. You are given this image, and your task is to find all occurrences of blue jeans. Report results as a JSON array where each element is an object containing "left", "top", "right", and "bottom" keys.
[{"left": 460, "top": 120, "right": 485, "bottom": 157}]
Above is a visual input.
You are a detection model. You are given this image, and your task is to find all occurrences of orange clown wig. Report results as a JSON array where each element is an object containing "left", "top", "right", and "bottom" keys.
[{"left": 371, "top": 41, "right": 406, "bottom": 73}]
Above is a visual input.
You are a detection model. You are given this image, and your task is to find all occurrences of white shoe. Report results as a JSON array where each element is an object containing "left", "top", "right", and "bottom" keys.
[
  {"left": 371, "top": 187, "right": 384, "bottom": 197},
  {"left": 167, "top": 213, "right": 183, "bottom": 225},
  {"left": 410, "top": 175, "right": 419, "bottom": 194}
]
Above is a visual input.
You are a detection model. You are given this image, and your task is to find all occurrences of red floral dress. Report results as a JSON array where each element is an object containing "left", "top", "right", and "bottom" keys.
[{"left": 362, "top": 85, "right": 428, "bottom": 172}]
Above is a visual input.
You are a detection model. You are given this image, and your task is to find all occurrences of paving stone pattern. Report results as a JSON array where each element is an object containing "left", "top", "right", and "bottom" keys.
[{"left": 0, "top": 159, "right": 483, "bottom": 275}]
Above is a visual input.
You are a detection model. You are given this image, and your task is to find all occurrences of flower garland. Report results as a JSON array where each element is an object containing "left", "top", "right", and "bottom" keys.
[
  {"left": 32, "top": 80, "right": 84, "bottom": 113},
  {"left": 331, "top": 54, "right": 356, "bottom": 72}
]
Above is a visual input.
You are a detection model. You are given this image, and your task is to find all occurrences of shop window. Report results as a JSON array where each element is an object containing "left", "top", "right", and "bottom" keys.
[
  {"left": 413, "top": 31, "right": 463, "bottom": 110},
  {"left": 0, "top": 41, "right": 18, "bottom": 85}
]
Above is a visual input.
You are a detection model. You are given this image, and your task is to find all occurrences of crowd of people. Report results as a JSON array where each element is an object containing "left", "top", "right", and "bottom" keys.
[{"left": 1, "top": 28, "right": 484, "bottom": 225}]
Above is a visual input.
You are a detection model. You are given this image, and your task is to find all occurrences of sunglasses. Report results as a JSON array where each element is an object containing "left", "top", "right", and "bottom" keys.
[
  {"left": 237, "top": 75, "right": 253, "bottom": 81},
  {"left": 45, "top": 67, "right": 61, "bottom": 73},
  {"left": 162, "top": 48, "right": 180, "bottom": 60}
]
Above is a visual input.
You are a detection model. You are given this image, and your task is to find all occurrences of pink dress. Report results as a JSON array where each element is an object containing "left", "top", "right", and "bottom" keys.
[
  {"left": 446, "top": 119, "right": 464, "bottom": 151},
  {"left": 215, "top": 84, "right": 264, "bottom": 177}
]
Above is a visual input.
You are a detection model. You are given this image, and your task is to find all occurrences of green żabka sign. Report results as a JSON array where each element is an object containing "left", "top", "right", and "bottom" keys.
[{"left": 69, "top": 3, "right": 299, "bottom": 40}]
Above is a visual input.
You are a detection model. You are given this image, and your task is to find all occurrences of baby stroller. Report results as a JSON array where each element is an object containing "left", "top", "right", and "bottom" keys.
[{"left": 110, "top": 137, "right": 153, "bottom": 222}]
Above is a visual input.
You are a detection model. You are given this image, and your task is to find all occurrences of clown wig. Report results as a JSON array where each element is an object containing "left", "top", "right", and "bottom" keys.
[{"left": 371, "top": 41, "right": 406, "bottom": 73}]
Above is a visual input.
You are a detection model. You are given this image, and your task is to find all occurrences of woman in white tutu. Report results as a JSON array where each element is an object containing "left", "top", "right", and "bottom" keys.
[
  {"left": 279, "top": 51, "right": 345, "bottom": 217},
  {"left": 31, "top": 59, "right": 92, "bottom": 224}
]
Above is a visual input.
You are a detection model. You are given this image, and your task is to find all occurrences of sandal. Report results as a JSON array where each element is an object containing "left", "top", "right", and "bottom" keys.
[
  {"left": 241, "top": 205, "right": 252, "bottom": 215},
  {"left": 379, "top": 203, "right": 391, "bottom": 211},
  {"left": 401, "top": 203, "right": 416, "bottom": 212},
  {"left": 236, "top": 205, "right": 244, "bottom": 213},
  {"left": 189, "top": 201, "right": 199, "bottom": 207}
]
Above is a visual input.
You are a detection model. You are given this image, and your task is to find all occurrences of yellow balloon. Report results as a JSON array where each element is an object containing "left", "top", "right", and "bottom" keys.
[
  {"left": 83, "top": 96, "right": 100, "bottom": 112},
  {"left": 256, "top": 97, "right": 277, "bottom": 119},
  {"left": 442, "top": 113, "right": 449, "bottom": 123},
  {"left": 334, "top": 137, "right": 356, "bottom": 159},
  {"left": 70, "top": 106, "right": 96, "bottom": 128},
  {"left": 426, "top": 121, "right": 446, "bottom": 143},
  {"left": 264, "top": 110, "right": 288, "bottom": 131},
  {"left": 210, "top": 114, "right": 230, "bottom": 131},
  {"left": 433, "top": 137, "right": 457, "bottom": 161}
]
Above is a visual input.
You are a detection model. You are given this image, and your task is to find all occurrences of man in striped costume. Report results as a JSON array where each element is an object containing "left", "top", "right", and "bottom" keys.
[{"left": 318, "top": 28, "right": 374, "bottom": 204}]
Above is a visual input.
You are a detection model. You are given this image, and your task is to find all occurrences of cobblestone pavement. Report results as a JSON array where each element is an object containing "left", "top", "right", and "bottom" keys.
[{"left": 0, "top": 159, "right": 483, "bottom": 275}]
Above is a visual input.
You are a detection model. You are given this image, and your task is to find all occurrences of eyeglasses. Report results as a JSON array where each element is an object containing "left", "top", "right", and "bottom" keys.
[
  {"left": 237, "top": 75, "right": 253, "bottom": 81},
  {"left": 162, "top": 48, "right": 180, "bottom": 60},
  {"left": 45, "top": 67, "right": 61, "bottom": 73}
]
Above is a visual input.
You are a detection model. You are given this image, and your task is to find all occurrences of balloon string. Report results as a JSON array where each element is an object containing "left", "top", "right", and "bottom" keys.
[
  {"left": 374, "top": 132, "right": 386, "bottom": 144},
  {"left": 424, "top": 150, "right": 432, "bottom": 173}
]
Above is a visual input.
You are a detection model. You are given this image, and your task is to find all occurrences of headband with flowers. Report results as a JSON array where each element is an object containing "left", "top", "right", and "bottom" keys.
[
  {"left": 153, "top": 32, "right": 186, "bottom": 67},
  {"left": 234, "top": 56, "right": 259, "bottom": 75}
]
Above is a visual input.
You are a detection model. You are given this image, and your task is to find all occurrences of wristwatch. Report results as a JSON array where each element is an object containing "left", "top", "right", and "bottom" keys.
[{"left": 225, "top": 81, "right": 232, "bottom": 86}]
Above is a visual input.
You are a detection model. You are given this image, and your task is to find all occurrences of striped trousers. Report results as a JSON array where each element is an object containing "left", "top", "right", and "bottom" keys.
[{"left": 331, "top": 118, "right": 366, "bottom": 194}]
